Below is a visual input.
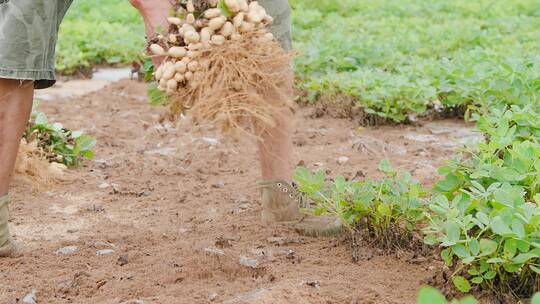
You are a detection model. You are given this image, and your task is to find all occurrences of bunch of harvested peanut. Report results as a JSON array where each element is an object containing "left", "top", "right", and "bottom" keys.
[{"left": 149, "top": 0, "right": 276, "bottom": 94}]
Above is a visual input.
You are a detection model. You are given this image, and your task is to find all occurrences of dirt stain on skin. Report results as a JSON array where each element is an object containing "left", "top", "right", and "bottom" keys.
[{"left": 2, "top": 80, "right": 467, "bottom": 303}]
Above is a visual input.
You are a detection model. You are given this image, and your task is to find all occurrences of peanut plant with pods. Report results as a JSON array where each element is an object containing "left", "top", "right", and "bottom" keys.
[{"left": 24, "top": 103, "right": 96, "bottom": 168}]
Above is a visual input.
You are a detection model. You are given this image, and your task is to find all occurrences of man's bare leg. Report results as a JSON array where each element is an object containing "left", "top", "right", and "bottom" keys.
[
  {"left": 258, "top": 109, "right": 294, "bottom": 180},
  {"left": 257, "top": 109, "right": 341, "bottom": 235},
  {"left": 0, "top": 79, "right": 34, "bottom": 196},
  {"left": 0, "top": 79, "right": 34, "bottom": 256}
]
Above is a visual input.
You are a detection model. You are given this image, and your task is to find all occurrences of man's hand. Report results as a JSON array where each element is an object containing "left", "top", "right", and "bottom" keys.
[{"left": 129, "top": 0, "right": 173, "bottom": 65}]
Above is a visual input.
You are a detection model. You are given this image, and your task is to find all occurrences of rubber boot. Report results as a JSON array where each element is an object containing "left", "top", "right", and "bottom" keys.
[
  {"left": 258, "top": 180, "right": 342, "bottom": 236},
  {"left": 0, "top": 195, "right": 16, "bottom": 257}
]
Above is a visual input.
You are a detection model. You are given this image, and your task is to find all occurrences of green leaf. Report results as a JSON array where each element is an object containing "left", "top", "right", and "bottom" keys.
[
  {"left": 458, "top": 297, "right": 479, "bottom": 304},
  {"left": 471, "top": 276, "right": 483, "bottom": 284},
  {"left": 435, "top": 174, "right": 460, "bottom": 192},
  {"left": 511, "top": 219, "right": 525, "bottom": 238},
  {"left": 71, "top": 130, "right": 83, "bottom": 138},
  {"left": 476, "top": 212, "right": 490, "bottom": 226},
  {"left": 487, "top": 257, "right": 505, "bottom": 263},
  {"left": 452, "top": 276, "right": 472, "bottom": 292},
  {"left": 417, "top": 286, "right": 448, "bottom": 304},
  {"left": 147, "top": 82, "right": 169, "bottom": 107},
  {"left": 503, "top": 263, "right": 520, "bottom": 273},
  {"left": 51, "top": 122, "right": 64, "bottom": 132},
  {"left": 35, "top": 112, "right": 48, "bottom": 125},
  {"left": 424, "top": 235, "right": 438, "bottom": 246},
  {"left": 445, "top": 221, "right": 461, "bottom": 244},
  {"left": 483, "top": 270, "right": 496, "bottom": 280},
  {"left": 491, "top": 217, "right": 513, "bottom": 236},
  {"left": 531, "top": 293, "right": 540, "bottom": 304},
  {"left": 378, "top": 159, "right": 393, "bottom": 173},
  {"left": 377, "top": 203, "right": 392, "bottom": 217},
  {"left": 467, "top": 267, "right": 480, "bottom": 276},
  {"left": 503, "top": 239, "right": 517, "bottom": 258},
  {"left": 530, "top": 265, "right": 540, "bottom": 275},
  {"left": 479, "top": 261, "right": 489, "bottom": 273},
  {"left": 441, "top": 249, "right": 453, "bottom": 266},
  {"left": 451, "top": 244, "right": 469, "bottom": 259},
  {"left": 78, "top": 136, "right": 97, "bottom": 151},
  {"left": 83, "top": 150, "right": 94, "bottom": 159},
  {"left": 512, "top": 253, "right": 537, "bottom": 264},
  {"left": 517, "top": 239, "right": 530, "bottom": 253},
  {"left": 218, "top": 0, "right": 233, "bottom": 17},
  {"left": 469, "top": 239, "right": 480, "bottom": 256},
  {"left": 479, "top": 239, "right": 498, "bottom": 256}
]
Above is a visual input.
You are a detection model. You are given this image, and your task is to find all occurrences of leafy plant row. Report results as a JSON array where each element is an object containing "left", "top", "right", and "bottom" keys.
[
  {"left": 291, "top": 0, "right": 540, "bottom": 122},
  {"left": 293, "top": 106, "right": 540, "bottom": 300}
]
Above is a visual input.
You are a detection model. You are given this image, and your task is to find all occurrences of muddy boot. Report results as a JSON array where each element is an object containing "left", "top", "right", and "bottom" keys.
[
  {"left": 0, "top": 195, "right": 18, "bottom": 258},
  {"left": 258, "top": 180, "right": 342, "bottom": 236}
]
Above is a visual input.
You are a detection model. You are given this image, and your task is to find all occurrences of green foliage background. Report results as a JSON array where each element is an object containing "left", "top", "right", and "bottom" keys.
[
  {"left": 290, "top": 0, "right": 540, "bottom": 121},
  {"left": 56, "top": 0, "right": 540, "bottom": 121},
  {"left": 56, "top": 0, "right": 145, "bottom": 74}
]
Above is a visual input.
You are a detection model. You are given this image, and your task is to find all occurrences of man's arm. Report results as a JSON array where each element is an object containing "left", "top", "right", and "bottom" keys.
[{"left": 129, "top": 0, "right": 173, "bottom": 65}]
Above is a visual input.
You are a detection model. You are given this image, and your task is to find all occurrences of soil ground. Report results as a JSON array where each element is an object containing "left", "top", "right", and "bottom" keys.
[{"left": 1, "top": 79, "right": 478, "bottom": 304}]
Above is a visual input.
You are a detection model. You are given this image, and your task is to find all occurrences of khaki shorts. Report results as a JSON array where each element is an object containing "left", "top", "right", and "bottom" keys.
[
  {"left": 0, "top": 0, "right": 290, "bottom": 90},
  {"left": 0, "top": 0, "right": 72, "bottom": 89}
]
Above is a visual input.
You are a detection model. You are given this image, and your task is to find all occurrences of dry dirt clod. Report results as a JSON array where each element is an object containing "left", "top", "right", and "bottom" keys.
[
  {"left": 117, "top": 254, "right": 129, "bottom": 266},
  {"left": 55, "top": 246, "right": 78, "bottom": 254},
  {"left": 267, "top": 236, "right": 304, "bottom": 246},
  {"left": 21, "top": 289, "right": 37, "bottom": 304},
  {"left": 215, "top": 236, "right": 234, "bottom": 248},
  {"left": 120, "top": 300, "right": 147, "bottom": 304},
  {"left": 305, "top": 280, "right": 321, "bottom": 289},
  {"left": 96, "top": 279, "right": 107, "bottom": 290},
  {"left": 238, "top": 203, "right": 250, "bottom": 210},
  {"left": 337, "top": 156, "right": 350, "bottom": 165},
  {"left": 212, "top": 181, "right": 225, "bottom": 188},
  {"left": 239, "top": 256, "right": 259, "bottom": 268},
  {"left": 235, "top": 195, "right": 249, "bottom": 205},
  {"left": 204, "top": 247, "right": 225, "bottom": 256},
  {"left": 208, "top": 293, "right": 218, "bottom": 301},
  {"left": 97, "top": 249, "right": 115, "bottom": 255}
]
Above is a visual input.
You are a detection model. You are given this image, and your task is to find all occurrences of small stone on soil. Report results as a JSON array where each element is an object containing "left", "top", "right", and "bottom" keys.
[
  {"left": 305, "top": 280, "right": 321, "bottom": 289},
  {"left": 200, "top": 137, "right": 219, "bottom": 146},
  {"left": 204, "top": 247, "right": 225, "bottom": 256},
  {"left": 21, "top": 289, "right": 37, "bottom": 304},
  {"left": 55, "top": 246, "right": 78, "bottom": 254},
  {"left": 117, "top": 254, "right": 129, "bottom": 266},
  {"left": 144, "top": 147, "right": 176, "bottom": 156},
  {"left": 238, "top": 203, "right": 250, "bottom": 209},
  {"left": 212, "top": 181, "right": 225, "bottom": 188},
  {"left": 239, "top": 256, "right": 259, "bottom": 268},
  {"left": 96, "top": 249, "right": 115, "bottom": 255},
  {"left": 98, "top": 182, "right": 110, "bottom": 189},
  {"left": 235, "top": 195, "right": 250, "bottom": 205},
  {"left": 337, "top": 156, "right": 350, "bottom": 165},
  {"left": 208, "top": 293, "right": 218, "bottom": 301}
]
